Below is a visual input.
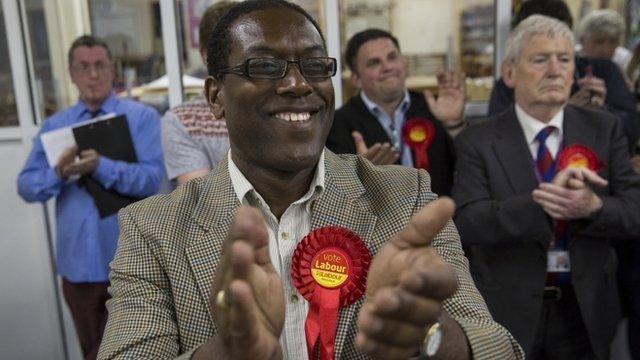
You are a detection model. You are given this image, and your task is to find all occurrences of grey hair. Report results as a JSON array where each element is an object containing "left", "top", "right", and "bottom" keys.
[
  {"left": 504, "top": 15, "right": 574, "bottom": 62},
  {"left": 576, "top": 9, "right": 625, "bottom": 42}
]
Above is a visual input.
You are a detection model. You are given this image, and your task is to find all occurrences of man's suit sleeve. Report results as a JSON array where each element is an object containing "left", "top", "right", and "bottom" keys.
[
  {"left": 573, "top": 117, "right": 640, "bottom": 237},
  {"left": 326, "top": 109, "right": 357, "bottom": 154},
  {"left": 452, "top": 130, "right": 552, "bottom": 244},
  {"left": 415, "top": 171, "right": 524, "bottom": 359},
  {"left": 98, "top": 207, "right": 195, "bottom": 360}
]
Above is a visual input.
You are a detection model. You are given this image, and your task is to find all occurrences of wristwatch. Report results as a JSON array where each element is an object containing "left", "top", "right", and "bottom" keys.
[{"left": 421, "top": 322, "right": 442, "bottom": 358}]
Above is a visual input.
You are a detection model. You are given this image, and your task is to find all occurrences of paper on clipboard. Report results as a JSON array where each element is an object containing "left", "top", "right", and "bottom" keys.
[
  {"left": 39, "top": 113, "right": 117, "bottom": 167},
  {"left": 41, "top": 127, "right": 77, "bottom": 167}
]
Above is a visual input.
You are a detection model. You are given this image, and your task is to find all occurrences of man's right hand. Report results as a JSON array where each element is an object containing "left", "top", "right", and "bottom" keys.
[
  {"left": 195, "top": 207, "right": 285, "bottom": 360},
  {"left": 352, "top": 131, "right": 399, "bottom": 165},
  {"left": 55, "top": 145, "right": 79, "bottom": 180}
]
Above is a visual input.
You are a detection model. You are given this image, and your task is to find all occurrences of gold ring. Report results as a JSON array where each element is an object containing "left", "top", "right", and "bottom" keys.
[{"left": 216, "top": 290, "right": 229, "bottom": 310}]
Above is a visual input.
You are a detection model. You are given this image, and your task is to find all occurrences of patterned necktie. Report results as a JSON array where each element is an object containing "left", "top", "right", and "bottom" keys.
[
  {"left": 535, "top": 126, "right": 571, "bottom": 285},
  {"left": 535, "top": 126, "right": 556, "bottom": 182}
]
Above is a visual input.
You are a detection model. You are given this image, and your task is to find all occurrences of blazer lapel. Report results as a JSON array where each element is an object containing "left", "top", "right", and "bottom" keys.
[
  {"left": 563, "top": 106, "right": 597, "bottom": 152},
  {"left": 491, "top": 106, "right": 539, "bottom": 194},
  {"left": 312, "top": 151, "right": 378, "bottom": 359},
  {"left": 186, "top": 160, "right": 240, "bottom": 320}
]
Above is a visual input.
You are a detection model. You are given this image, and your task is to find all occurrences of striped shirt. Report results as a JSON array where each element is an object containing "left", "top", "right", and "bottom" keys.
[{"left": 228, "top": 151, "right": 325, "bottom": 359}]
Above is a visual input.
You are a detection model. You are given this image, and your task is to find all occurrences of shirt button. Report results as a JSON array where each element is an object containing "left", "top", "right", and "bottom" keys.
[
  {"left": 290, "top": 294, "right": 299, "bottom": 303},
  {"left": 282, "top": 231, "right": 290, "bottom": 240}
]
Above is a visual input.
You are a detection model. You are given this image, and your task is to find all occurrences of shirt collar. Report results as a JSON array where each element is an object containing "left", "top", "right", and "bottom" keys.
[
  {"left": 359, "top": 89, "right": 411, "bottom": 117},
  {"left": 74, "top": 91, "right": 118, "bottom": 119},
  {"left": 515, "top": 104, "right": 564, "bottom": 146},
  {"left": 228, "top": 150, "right": 326, "bottom": 210}
]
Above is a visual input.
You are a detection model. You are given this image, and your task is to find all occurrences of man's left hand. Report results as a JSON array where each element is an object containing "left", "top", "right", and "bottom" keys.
[
  {"left": 356, "top": 198, "right": 458, "bottom": 359},
  {"left": 424, "top": 70, "right": 465, "bottom": 126},
  {"left": 62, "top": 149, "right": 100, "bottom": 176},
  {"left": 532, "top": 168, "right": 606, "bottom": 220}
]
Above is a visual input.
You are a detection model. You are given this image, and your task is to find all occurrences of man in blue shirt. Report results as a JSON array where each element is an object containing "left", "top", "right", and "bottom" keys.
[{"left": 17, "top": 35, "right": 164, "bottom": 359}]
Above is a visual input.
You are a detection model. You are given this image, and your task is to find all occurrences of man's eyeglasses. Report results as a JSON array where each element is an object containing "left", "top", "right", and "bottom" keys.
[
  {"left": 71, "top": 61, "right": 111, "bottom": 76},
  {"left": 218, "top": 57, "right": 337, "bottom": 79}
]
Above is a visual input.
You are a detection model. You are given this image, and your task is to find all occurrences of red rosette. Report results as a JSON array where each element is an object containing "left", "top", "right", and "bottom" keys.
[
  {"left": 291, "top": 226, "right": 371, "bottom": 360},
  {"left": 557, "top": 144, "right": 603, "bottom": 171},
  {"left": 402, "top": 117, "right": 436, "bottom": 170}
]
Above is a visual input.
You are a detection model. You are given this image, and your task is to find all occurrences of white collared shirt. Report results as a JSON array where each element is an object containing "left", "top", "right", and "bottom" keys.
[
  {"left": 515, "top": 104, "right": 564, "bottom": 159},
  {"left": 228, "top": 151, "right": 325, "bottom": 360}
]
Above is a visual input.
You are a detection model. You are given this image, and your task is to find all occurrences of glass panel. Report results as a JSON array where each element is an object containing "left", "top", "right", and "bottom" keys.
[
  {"left": 340, "top": 0, "right": 495, "bottom": 103},
  {"left": 24, "top": 0, "right": 65, "bottom": 120},
  {"left": 0, "top": 6, "right": 19, "bottom": 127},
  {"left": 176, "top": 0, "right": 325, "bottom": 100},
  {"left": 89, "top": 0, "right": 169, "bottom": 113}
]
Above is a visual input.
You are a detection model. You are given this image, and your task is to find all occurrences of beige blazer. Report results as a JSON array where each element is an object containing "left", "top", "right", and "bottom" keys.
[{"left": 98, "top": 151, "right": 523, "bottom": 359}]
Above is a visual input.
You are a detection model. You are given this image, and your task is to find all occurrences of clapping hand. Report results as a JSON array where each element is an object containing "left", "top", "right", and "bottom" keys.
[
  {"left": 532, "top": 167, "right": 607, "bottom": 220},
  {"left": 195, "top": 207, "right": 285, "bottom": 360},
  {"left": 424, "top": 70, "right": 465, "bottom": 126},
  {"left": 353, "top": 131, "right": 399, "bottom": 165},
  {"left": 357, "top": 198, "right": 459, "bottom": 359}
]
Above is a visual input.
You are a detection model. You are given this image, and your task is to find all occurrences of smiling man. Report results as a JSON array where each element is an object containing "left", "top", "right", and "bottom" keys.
[
  {"left": 453, "top": 15, "right": 640, "bottom": 360},
  {"left": 326, "top": 29, "right": 462, "bottom": 196},
  {"left": 97, "top": 1, "right": 522, "bottom": 359}
]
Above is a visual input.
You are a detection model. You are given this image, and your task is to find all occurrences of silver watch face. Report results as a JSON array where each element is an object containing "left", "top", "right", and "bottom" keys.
[{"left": 423, "top": 323, "right": 442, "bottom": 357}]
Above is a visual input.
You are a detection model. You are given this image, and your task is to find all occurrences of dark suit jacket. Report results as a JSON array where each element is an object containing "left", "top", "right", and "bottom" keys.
[
  {"left": 452, "top": 105, "right": 640, "bottom": 359},
  {"left": 326, "top": 91, "right": 456, "bottom": 196},
  {"left": 489, "top": 56, "right": 640, "bottom": 151},
  {"left": 97, "top": 151, "right": 524, "bottom": 359}
]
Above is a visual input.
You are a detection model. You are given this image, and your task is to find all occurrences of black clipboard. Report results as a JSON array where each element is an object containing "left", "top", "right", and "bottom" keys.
[{"left": 73, "top": 114, "right": 142, "bottom": 218}]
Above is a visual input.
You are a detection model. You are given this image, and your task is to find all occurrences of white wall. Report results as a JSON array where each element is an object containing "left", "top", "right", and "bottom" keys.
[{"left": 0, "top": 139, "right": 65, "bottom": 359}]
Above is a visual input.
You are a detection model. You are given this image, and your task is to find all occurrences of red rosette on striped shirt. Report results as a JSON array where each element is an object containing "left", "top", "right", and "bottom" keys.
[
  {"left": 291, "top": 226, "right": 371, "bottom": 360},
  {"left": 557, "top": 144, "right": 603, "bottom": 171},
  {"left": 402, "top": 117, "right": 436, "bottom": 170}
]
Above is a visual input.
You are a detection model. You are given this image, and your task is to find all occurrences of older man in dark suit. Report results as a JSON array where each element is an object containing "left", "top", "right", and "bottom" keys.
[{"left": 453, "top": 15, "right": 640, "bottom": 360}]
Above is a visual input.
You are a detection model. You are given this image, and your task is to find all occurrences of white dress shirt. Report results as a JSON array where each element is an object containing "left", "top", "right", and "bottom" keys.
[
  {"left": 515, "top": 104, "right": 564, "bottom": 160},
  {"left": 228, "top": 151, "right": 325, "bottom": 360}
]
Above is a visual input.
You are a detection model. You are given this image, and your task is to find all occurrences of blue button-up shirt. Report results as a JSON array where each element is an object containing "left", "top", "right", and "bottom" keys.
[
  {"left": 17, "top": 92, "right": 164, "bottom": 282},
  {"left": 359, "top": 90, "right": 413, "bottom": 166}
]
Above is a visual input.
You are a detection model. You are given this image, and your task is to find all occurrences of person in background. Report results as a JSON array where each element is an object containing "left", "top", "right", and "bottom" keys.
[
  {"left": 576, "top": 10, "right": 640, "bottom": 360},
  {"left": 161, "top": 1, "right": 236, "bottom": 186},
  {"left": 454, "top": 15, "right": 640, "bottom": 359},
  {"left": 16, "top": 35, "right": 164, "bottom": 359},
  {"left": 489, "top": 0, "right": 639, "bottom": 152},
  {"left": 326, "top": 29, "right": 462, "bottom": 196},
  {"left": 575, "top": 9, "right": 633, "bottom": 85},
  {"left": 97, "top": 1, "right": 524, "bottom": 359}
]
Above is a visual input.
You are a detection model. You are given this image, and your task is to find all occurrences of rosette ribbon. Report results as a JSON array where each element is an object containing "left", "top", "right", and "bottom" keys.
[
  {"left": 557, "top": 144, "right": 603, "bottom": 171},
  {"left": 402, "top": 117, "right": 436, "bottom": 170},
  {"left": 552, "top": 144, "right": 603, "bottom": 253},
  {"left": 291, "top": 226, "right": 372, "bottom": 360}
]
